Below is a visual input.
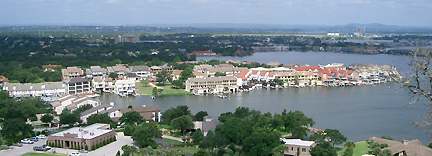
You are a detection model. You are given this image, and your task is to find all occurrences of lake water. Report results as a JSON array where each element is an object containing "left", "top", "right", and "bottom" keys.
[{"left": 102, "top": 52, "right": 430, "bottom": 143}]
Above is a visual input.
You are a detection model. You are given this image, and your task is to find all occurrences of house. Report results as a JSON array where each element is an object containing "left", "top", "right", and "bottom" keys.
[
  {"left": 80, "top": 103, "right": 115, "bottom": 123},
  {"left": 92, "top": 77, "right": 114, "bottom": 93},
  {"left": 171, "top": 70, "right": 183, "bottom": 81},
  {"left": 42, "top": 64, "right": 62, "bottom": 72},
  {"left": 87, "top": 66, "right": 107, "bottom": 77},
  {"left": 62, "top": 67, "right": 84, "bottom": 80},
  {"left": 66, "top": 77, "right": 92, "bottom": 95},
  {"left": 47, "top": 123, "right": 116, "bottom": 151},
  {"left": 84, "top": 105, "right": 161, "bottom": 122},
  {"left": 113, "top": 78, "right": 136, "bottom": 96},
  {"left": 129, "top": 65, "right": 152, "bottom": 80},
  {"left": 185, "top": 76, "right": 241, "bottom": 95},
  {"left": 0, "top": 75, "right": 8, "bottom": 87},
  {"left": 193, "top": 117, "right": 218, "bottom": 136},
  {"left": 113, "top": 106, "right": 161, "bottom": 122},
  {"left": 369, "top": 136, "right": 432, "bottom": 156},
  {"left": 3, "top": 82, "right": 66, "bottom": 98},
  {"left": 51, "top": 94, "right": 100, "bottom": 115},
  {"left": 107, "top": 64, "right": 129, "bottom": 76},
  {"left": 281, "top": 138, "right": 316, "bottom": 156}
]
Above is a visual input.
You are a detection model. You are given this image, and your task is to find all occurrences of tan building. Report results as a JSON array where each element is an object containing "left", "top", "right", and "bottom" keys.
[
  {"left": 47, "top": 123, "right": 116, "bottom": 151},
  {"left": 185, "top": 76, "right": 240, "bottom": 94},
  {"left": 62, "top": 67, "right": 84, "bottom": 80},
  {"left": 281, "top": 138, "right": 315, "bottom": 156}
]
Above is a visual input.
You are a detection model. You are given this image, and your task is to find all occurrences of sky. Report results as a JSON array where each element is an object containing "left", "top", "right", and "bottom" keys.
[{"left": 1, "top": 0, "right": 431, "bottom": 27}]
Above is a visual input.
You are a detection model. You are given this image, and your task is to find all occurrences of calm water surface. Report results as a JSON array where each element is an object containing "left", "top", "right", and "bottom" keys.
[{"left": 102, "top": 52, "right": 430, "bottom": 142}]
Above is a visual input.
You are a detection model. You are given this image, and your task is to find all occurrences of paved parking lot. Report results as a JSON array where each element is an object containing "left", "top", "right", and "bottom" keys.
[
  {"left": 0, "top": 139, "right": 46, "bottom": 156},
  {"left": 0, "top": 132, "right": 133, "bottom": 156}
]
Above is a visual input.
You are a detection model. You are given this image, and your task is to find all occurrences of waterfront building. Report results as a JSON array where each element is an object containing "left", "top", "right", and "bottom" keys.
[
  {"left": 369, "top": 137, "right": 432, "bottom": 156},
  {"left": 51, "top": 94, "right": 100, "bottom": 114},
  {"left": 92, "top": 76, "right": 114, "bottom": 93},
  {"left": 47, "top": 123, "right": 116, "bottom": 150},
  {"left": 2, "top": 82, "right": 66, "bottom": 98},
  {"left": 80, "top": 103, "right": 114, "bottom": 123},
  {"left": 281, "top": 138, "right": 315, "bottom": 156},
  {"left": 129, "top": 65, "right": 152, "bottom": 80},
  {"left": 193, "top": 117, "right": 218, "bottom": 136},
  {"left": 62, "top": 67, "right": 85, "bottom": 80},
  {"left": 107, "top": 64, "right": 129, "bottom": 76},
  {"left": 81, "top": 105, "right": 161, "bottom": 123},
  {"left": 185, "top": 76, "right": 240, "bottom": 94},
  {"left": 87, "top": 66, "right": 108, "bottom": 77},
  {"left": 171, "top": 70, "right": 183, "bottom": 81},
  {"left": 113, "top": 78, "right": 136, "bottom": 96},
  {"left": 66, "top": 77, "right": 92, "bottom": 95}
]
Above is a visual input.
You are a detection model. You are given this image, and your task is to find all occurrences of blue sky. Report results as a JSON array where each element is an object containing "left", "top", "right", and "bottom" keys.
[{"left": 1, "top": 0, "right": 431, "bottom": 26}]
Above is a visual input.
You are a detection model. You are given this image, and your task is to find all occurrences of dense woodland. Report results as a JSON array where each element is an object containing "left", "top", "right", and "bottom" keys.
[{"left": 0, "top": 32, "right": 428, "bottom": 83}]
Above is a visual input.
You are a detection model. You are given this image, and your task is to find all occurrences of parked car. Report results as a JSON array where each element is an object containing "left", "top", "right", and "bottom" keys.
[
  {"left": 79, "top": 149, "right": 89, "bottom": 153},
  {"left": 36, "top": 135, "right": 47, "bottom": 139},
  {"left": 20, "top": 139, "right": 34, "bottom": 144},
  {"left": 69, "top": 152, "right": 81, "bottom": 156},
  {"left": 30, "top": 137, "right": 39, "bottom": 142},
  {"left": 33, "top": 145, "right": 51, "bottom": 151}
]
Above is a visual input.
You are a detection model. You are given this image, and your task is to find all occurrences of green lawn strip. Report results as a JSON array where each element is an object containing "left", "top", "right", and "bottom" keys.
[
  {"left": 22, "top": 152, "right": 66, "bottom": 156},
  {"left": 136, "top": 81, "right": 190, "bottom": 96},
  {"left": 338, "top": 141, "right": 369, "bottom": 156}
]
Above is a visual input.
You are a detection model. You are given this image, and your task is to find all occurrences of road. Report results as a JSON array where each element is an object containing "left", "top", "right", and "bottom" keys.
[{"left": 0, "top": 132, "right": 133, "bottom": 156}]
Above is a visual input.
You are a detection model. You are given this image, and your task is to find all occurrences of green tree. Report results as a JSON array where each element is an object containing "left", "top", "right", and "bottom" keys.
[
  {"left": 310, "top": 129, "right": 347, "bottom": 147},
  {"left": 162, "top": 105, "right": 192, "bottom": 123},
  {"left": 343, "top": 142, "right": 355, "bottom": 156},
  {"left": 242, "top": 129, "right": 280, "bottom": 156},
  {"left": 132, "top": 123, "right": 162, "bottom": 148},
  {"left": 59, "top": 109, "right": 81, "bottom": 126},
  {"left": 109, "top": 72, "right": 118, "bottom": 79},
  {"left": 41, "top": 113, "right": 54, "bottom": 126},
  {"left": 191, "top": 130, "right": 204, "bottom": 145},
  {"left": 124, "top": 124, "right": 136, "bottom": 136},
  {"left": 121, "top": 145, "right": 138, "bottom": 156},
  {"left": 120, "top": 111, "right": 144, "bottom": 125},
  {"left": 1, "top": 118, "right": 33, "bottom": 144},
  {"left": 156, "top": 69, "right": 172, "bottom": 86},
  {"left": 152, "top": 87, "right": 159, "bottom": 97},
  {"left": 194, "top": 111, "right": 208, "bottom": 121},
  {"left": 87, "top": 113, "right": 113, "bottom": 125},
  {"left": 310, "top": 142, "right": 337, "bottom": 156},
  {"left": 171, "top": 115, "right": 194, "bottom": 134}
]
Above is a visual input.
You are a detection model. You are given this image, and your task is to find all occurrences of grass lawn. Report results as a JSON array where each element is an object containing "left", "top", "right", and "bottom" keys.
[
  {"left": 136, "top": 80, "right": 190, "bottom": 96},
  {"left": 338, "top": 141, "right": 369, "bottom": 156},
  {"left": 22, "top": 152, "right": 66, "bottom": 156}
]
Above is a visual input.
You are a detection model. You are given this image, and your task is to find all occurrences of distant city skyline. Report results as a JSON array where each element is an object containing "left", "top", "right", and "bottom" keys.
[{"left": 1, "top": 0, "right": 432, "bottom": 27}]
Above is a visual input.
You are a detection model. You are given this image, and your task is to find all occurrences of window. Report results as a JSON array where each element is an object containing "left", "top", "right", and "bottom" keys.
[{"left": 302, "top": 148, "right": 306, "bottom": 152}]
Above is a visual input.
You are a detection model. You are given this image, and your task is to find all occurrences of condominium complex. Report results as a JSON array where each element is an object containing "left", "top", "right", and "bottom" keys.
[
  {"left": 2, "top": 82, "right": 66, "bottom": 97},
  {"left": 185, "top": 76, "right": 241, "bottom": 95},
  {"left": 66, "top": 77, "right": 92, "bottom": 95}
]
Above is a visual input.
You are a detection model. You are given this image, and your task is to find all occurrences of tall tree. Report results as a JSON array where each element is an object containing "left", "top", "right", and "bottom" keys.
[
  {"left": 119, "top": 111, "right": 144, "bottom": 125},
  {"left": 132, "top": 123, "right": 162, "bottom": 148},
  {"left": 87, "top": 113, "right": 113, "bottom": 125},
  {"left": 162, "top": 105, "right": 192, "bottom": 123},
  {"left": 194, "top": 111, "right": 208, "bottom": 121},
  {"left": 171, "top": 115, "right": 194, "bottom": 135}
]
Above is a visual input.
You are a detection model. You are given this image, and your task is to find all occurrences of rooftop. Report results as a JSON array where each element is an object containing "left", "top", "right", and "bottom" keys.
[
  {"left": 281, "top": 138, "right": 315, "bottom": 147},
  {"left": 50, "top": 123, "right": 113, "bottom": 140}
]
